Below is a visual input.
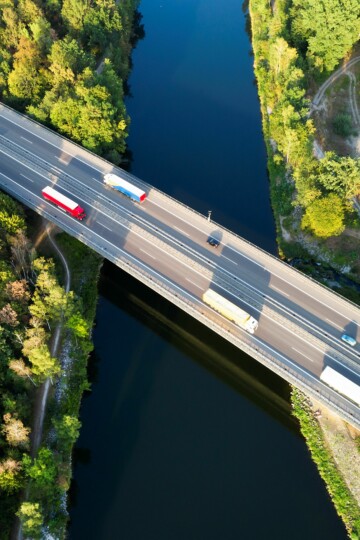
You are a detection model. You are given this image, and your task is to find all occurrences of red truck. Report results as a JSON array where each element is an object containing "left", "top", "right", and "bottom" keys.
[{"left": 42, "top": 186, "right": 86, "bottom": 220}]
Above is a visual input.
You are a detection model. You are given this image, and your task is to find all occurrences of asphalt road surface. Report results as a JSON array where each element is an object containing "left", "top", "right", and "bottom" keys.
[{"left": 0, "top": 104, "right": 360, "bottom": 427}]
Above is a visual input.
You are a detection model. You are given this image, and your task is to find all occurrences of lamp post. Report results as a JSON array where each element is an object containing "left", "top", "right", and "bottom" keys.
[{"left": 207, "top": 210, "right": 212, "bottom": 222}]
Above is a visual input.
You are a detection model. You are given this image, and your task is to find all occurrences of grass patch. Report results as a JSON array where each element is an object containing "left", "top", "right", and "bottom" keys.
[{"left": 292, "top": 389, "right": 360, "bottom": 539}]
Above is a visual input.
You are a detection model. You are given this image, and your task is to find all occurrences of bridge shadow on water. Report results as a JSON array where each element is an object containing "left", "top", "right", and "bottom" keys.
[{"left": 91, "top": 261, "right": 297, "bottom": 433}]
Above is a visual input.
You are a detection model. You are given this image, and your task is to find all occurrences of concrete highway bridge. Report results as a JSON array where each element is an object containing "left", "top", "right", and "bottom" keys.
[{"left": 1, "top": 103, "right": 360, "bottom": 428}]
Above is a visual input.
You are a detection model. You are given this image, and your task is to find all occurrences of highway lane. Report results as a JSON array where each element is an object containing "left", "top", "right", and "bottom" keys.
[
  {"left": 2, "top": 116, "right": 360, "bottom": 362},
  {"left": 1, "top": 104, "right": 360, "bottom": 426},
  {"left": 2, "top": 110, "right": 360, "bottom": 351},
  {"left": 0, "top": 147, "right": 358, "bottom": 381},
  {"left": 2, "top": 118, "right": 360, "bottom": 354}
]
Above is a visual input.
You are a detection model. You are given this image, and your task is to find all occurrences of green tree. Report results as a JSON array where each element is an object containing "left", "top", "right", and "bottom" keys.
[
  {"left": 27, "top": 344, "right": 61, "bottom": 382},
  {"left": 53, "top": 415, "right": 81, "bottom": 450},
  {"left": 7, "top": 37, "right": 46, "bottom": 101},
  {"left": 82, "top": 0, "right": 122, "bottom": 51},
  {"left": 0, "top": 193, "right": 25, "bottom": 234},
  {"left": 16, "top": 502, "right": 43, "bottom": 539},
  {"left": 302, "top": 194, "right": 345, "bottom": 238},
  {"left": 66, "top": 312, "right": 89, "bottom": 338},
  {"left": 291, "top": 0, "right": 360, "bottom": 72},
  {"left": 0, "top": 458, "right": 22, "bottom": 493},
  {"left": 29, "top": 257, "right": 67, "bottom": 329},
  {"left": 315, "top": 153, "right": 360, "bottom": 199},
  {"left": 48, "top": 37, "right": 91, "bottom": 87},
  {"left": 61, "top": 0, "right": 90, "bottom": 33},
  {"left": 22, "top": 447, "right": 57, "bottom": 491},
  {"left": 29, "top": 17, "right": 52, "bottom": 54},
  {"left": 50, "top": 69, "right": 128, "bottom": 152}
]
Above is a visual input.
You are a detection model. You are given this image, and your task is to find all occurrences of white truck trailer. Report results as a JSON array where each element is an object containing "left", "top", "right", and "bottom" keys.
[
  {"left": 320, "top": 366, "right": 360, "bottom": 406},
  {"left": 202, "top": 289, "right": 258, "bottom": 334}
]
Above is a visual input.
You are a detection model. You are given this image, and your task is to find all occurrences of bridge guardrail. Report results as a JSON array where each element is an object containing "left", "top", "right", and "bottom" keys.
[
  {"left": 1, "top": 101, "right": 360, "bottom": 316},
  {"left": 1, "top": 103, "right": 360, "bottom": 429}
]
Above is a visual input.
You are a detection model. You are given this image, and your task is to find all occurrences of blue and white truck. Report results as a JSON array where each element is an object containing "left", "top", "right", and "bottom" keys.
[{"left": 103, "top": 173, "right": 147, "bottom": 203}]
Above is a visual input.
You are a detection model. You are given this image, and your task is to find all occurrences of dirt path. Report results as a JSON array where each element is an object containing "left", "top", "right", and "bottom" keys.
[
  {"left": 13, "top": 222, "right": 71, "bottom": 540},
  {"left": 30, "top": 224, "right": 71, "bottom": 456},
  {"left": 312, "top": 56, "right": 360, "bottom": 109}
]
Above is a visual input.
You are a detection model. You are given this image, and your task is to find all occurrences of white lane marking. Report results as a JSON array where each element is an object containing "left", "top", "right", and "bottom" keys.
[
  {"left": 20, "top": 136, "right": 32, "bottom": 144},
  {"left": 0, "top": 110, "right": 358, "bottom": 322},
  {"left": 292, "top": 347, "right": 314, "bottom": 363},
  {"left": 93, "top": 177, "right": 99, "bottom": 181},
  {"left": 186, "top": 278, "right": 203, "bottom": 290},
  {"left": 325, "top": 318, "right": 343, "bottom": 331},
  {"left": 173, "top": 225, "right": 190, "bottom": 237},
  {"left": 149, "top": 198, "right": 360, "bottom": 322},
  {"left": 57, "top": 156, "right": 68, "bottom": 164},
  {"left": 221, "top": 254, "right": 237, "bottom": 265},
  {"left": 140, "top": 248, "right": 156, "bottom": 260},
  {"left": 20, "top": 174, "right": 34, "bottom": 183},
  {"left": 1, "top": 113, "right": 103, "bottom": 173},
  {"left": 98, "top": 222, "right": 111, "bottom": 231},
  {"left": 1, "top": 127, "right": 359, "bottom": 341},
  {"left": 3, "top": 169, "right": 360, "bottom": 388},
  {"left": 272, "top": 285, "right": 289, "bottom": 297},
  {"left": 3, "top": 113, "right": 355, "bottom": 324}
]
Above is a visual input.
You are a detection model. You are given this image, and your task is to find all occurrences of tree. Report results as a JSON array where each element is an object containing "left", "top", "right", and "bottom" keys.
[
  {"left": 1, "top": 412, "right": 30, "bottom": 447},
  {"left": 22, "top": 326, "right": 47, "bottom": 357},
  {"left": 1, "top": 7, "right": 26, "bottom": 49},
  {"left": 0, "top": 304, "right": 19, "bottom": 327},
  {"left": 61, "top": 0, "right": 90, "bottom": 33},
  {"left": 0, "top": 458, "right": 22, "bottom": 493},
  {"left": 17, "top": 0, "right": 43, "bottom": 24},
  {"left": 301, "top": 194, "right": 345, "bottom": 238},
  {"left": 16, "top": 502, "right": 43, "bottom": 539},
  {"left": 48, "top": 37, "right": 91, "bottom": 87},
  {"left": 0, "top": 193, "right": 25, "bottom": 235},
  {"left": 66, "top": 312, "right": 89, "bottom": 338},
  {"left": 29, "top": 257, "right": 67, "bottom": 329},
  {"left": 9, "top": 231, "right": 35, "bottom": 281},
  {"left": 22, "top": 447, "right": 57, "bottom": 491},
  {"left": 5, "top": 279, "right": 30, "bottom": 304},
  {"left": 29, "top": 17, "right": 52, "bottom": 54},
  {"left": 315, "top": 153, "right": 360, "bottom": 199},
  {"left": 7, "top": 37, "right": 46, "bottom": 101},
  {"left": 82, "top": 0, "right": 122, "bottom": 51},
  {"left": 291, "top": 0, "right": 360, "bottom": 72},
  {"left": 50, "top": 69, "right": 128, "bottom": 152},
  {"left": 27, "top": 344, "right": 61, "bottom": 382},
  {"left": 53, "top": 415, "right": 81, "bottom": 450},
  {"left": 9, "top": 359, "right": 36, "bottom": 385}
]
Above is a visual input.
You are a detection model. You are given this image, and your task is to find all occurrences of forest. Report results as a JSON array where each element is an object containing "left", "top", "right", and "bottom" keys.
[
  {"left": 0, "top": 0, "right": 141, "bottom": 163},
  {"left": 250, "top": 0, "right": 360, "bottom": 537},
  {"left": 250, "top": 0, "right": 360, "bottom": 243},
  {"left": 0, "top": 193, "right": 100, "bottom": 538},
  {"left": 0, "top": 0, "right": 139, "bottom": 536}
]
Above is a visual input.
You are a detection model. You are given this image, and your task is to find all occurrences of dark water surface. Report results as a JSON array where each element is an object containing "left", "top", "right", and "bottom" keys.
[{"left": 68, "top": 0, "right": 347, "bottom": 538}]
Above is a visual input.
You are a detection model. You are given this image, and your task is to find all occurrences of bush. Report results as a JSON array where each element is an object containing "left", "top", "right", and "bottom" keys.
[{"left": 332, "top": 113, "right": 357, "bottom": 138}]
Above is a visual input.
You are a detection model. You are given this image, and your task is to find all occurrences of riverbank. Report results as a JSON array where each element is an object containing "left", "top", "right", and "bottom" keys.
[
  {"left": 11, "top": 217, "right": 102, "bottom": 539},
  {"left": 249, "top": 0, "right": 360, "bottom": 537}
]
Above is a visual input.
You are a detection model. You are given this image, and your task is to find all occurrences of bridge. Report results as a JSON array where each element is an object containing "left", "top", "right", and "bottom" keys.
[{"left": 0, "top": 103, "right": 360, "bottom": 429}]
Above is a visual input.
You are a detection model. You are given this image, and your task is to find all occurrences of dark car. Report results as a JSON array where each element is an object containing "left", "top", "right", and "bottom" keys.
[{"left": 207, "top": 236, "right": 220, "bottom": 248}]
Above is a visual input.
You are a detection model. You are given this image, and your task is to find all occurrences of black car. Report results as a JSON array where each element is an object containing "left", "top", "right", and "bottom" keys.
[{"left": 207, "top": 236, "right": 220, "bottom": 248}]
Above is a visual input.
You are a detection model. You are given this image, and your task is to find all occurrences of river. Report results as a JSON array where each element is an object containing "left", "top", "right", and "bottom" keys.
[{"left": 68, "top": 1, "right": 347, "bottom": 538}]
